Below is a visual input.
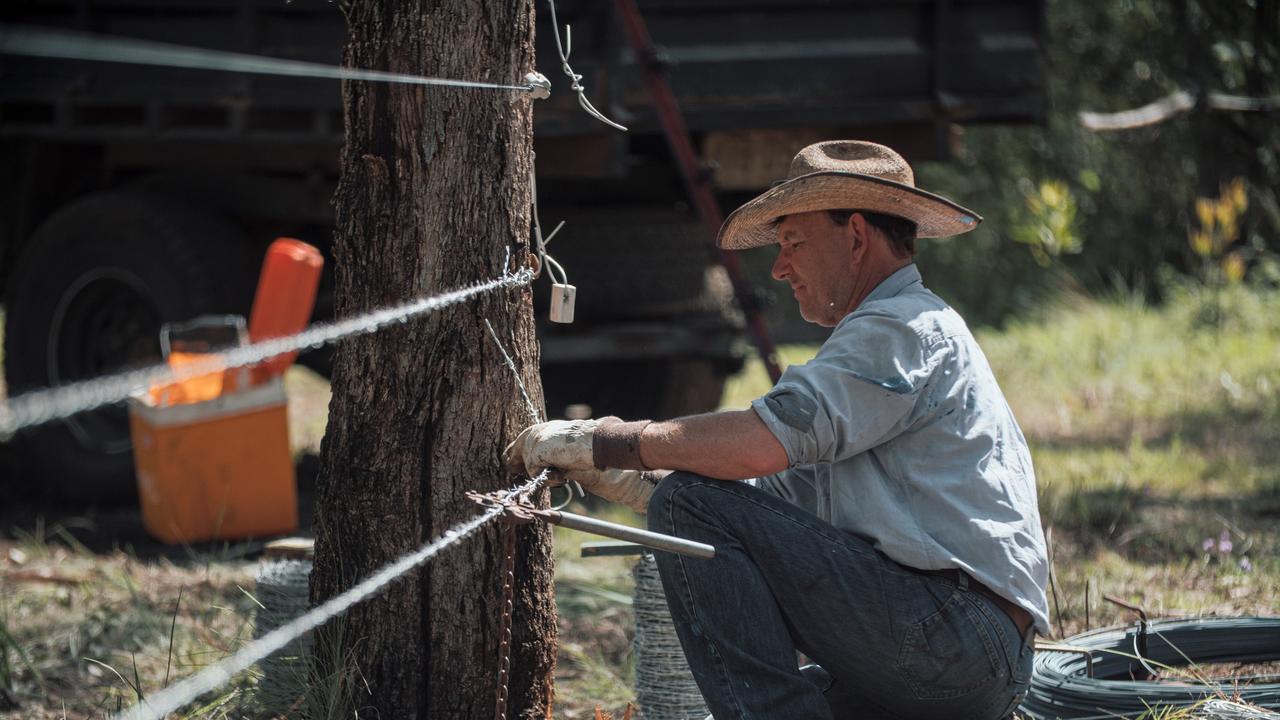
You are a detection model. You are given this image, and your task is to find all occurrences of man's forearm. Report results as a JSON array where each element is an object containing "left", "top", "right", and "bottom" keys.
[{"left": 637, "top": 409, "right": 789, "bottom": 480}]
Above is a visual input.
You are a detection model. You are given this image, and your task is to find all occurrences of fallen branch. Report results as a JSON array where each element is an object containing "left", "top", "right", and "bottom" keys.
[{"left": 1080, "top": 90, "right": 1280, "bottom": 131}]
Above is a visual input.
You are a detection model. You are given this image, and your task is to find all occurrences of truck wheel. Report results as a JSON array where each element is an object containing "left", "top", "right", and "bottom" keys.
[{"left": 3, "top": 191, "right": 254, "bottom": 502}]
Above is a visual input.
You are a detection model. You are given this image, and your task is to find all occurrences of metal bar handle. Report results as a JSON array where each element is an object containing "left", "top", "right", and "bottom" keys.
[{"left": 544, "top": 509, "right": 715, "bottom": 559}]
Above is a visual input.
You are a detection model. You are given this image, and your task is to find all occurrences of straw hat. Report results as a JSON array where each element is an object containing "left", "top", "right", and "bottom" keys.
[{"left": 717, "top": 140, "right": 982, "bottom": 250}]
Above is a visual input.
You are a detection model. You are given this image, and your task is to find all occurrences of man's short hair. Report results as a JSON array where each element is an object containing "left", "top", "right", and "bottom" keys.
[{"left": 827, "top": 209, "right": 918, "bottom": 258}]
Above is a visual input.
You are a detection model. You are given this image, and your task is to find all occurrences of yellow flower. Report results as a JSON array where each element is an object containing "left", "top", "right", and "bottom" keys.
[
  {"left": 1218, "top": 218, "right": 1239, "bottom": 247},
  {"left": 1225, "top": 178, "right": 1248, "bottom": 212},
  {"left": 1190, "top": 230, "right": 1213, "bottom": 257},
  {"left": 1215, "top": 199, "right": 1236, "bottom": 233},
  {"left": 1040, "top": 181, "right": 1065, "bottom": 207},
  {"left": 1195, "top": 198, "right": 1216, "bottom": 231},
  {"left": 1222, "top": 251, "right": 1246, "bottom": 283}
]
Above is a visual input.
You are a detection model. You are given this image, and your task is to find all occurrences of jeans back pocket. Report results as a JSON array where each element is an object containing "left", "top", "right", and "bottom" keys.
[{"left": 895, "top": 592, "right": 1004, "bottom": 700}]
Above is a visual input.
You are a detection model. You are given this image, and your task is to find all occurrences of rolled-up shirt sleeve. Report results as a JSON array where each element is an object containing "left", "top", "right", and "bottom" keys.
[
  {"left": 750, "top": 314, "right": 936, "bottom": 466},
  {"left": 750, "top": 466, "right": 820, "bottom": 514}
]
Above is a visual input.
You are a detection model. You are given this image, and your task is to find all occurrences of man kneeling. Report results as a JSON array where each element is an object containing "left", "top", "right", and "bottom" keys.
[{"left": 507, "top": 141, "right": 1048, "bottom": 720}]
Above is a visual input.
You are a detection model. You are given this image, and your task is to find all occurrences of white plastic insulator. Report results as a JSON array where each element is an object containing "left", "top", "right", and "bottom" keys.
[{"left": 549, "top": 283, "right": 576, "bottom": 324}]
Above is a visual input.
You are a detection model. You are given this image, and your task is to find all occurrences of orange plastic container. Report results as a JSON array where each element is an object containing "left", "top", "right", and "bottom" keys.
[
  {"left": 249, "top": 238, "right": 323, "bottom": 382},
  {"left": 129, "top": 378, "right": 298, "bottom": 544},
  {"left": 149, "top": 352, "right": 249, "bottom": 406},
  {"left": 152, "top": 315, "right": 250, "bottom": 403}
]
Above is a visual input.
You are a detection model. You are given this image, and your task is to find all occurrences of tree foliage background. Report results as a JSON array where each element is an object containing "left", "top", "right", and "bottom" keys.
[{"left": 914, "top": 0, "right": 1280, "bottom": 326}]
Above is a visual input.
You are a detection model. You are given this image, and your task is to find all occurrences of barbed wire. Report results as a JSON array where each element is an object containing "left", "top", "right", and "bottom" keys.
[
  {"left": 0, "top": 267, "right": 533, "bottom": 437},
  {"left": 0, "top": 24, "right": 546, "bottom": 94},
  {"left": 102, "top": 282, "right": 550, "bottom": 720},
  {"left": 4, "top": 14, "right": 594, "bottom": 720},
  {"left": 110, "top": 472, "right": 548, "bottom": 720}
]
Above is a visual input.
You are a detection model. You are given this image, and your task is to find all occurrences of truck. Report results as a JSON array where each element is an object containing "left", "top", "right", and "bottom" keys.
[{"left": 0, "top": 0, "right": 1045, "bottom": 500}]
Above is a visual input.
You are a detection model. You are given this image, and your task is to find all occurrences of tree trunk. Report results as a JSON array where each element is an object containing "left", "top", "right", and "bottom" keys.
[{"left": 310, "top": 2, "right": 555, "bottom": 719}]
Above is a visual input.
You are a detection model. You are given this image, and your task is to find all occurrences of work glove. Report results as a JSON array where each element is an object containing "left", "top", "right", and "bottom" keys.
[
  {"left": 561, "top": 468, "right": 661, "bottom": 515},
  {"left": 505, "top": 416, "right": 653, "bottom": 477},
  {"left": 505, "top": 418, "right": 603, "bottom": 476}
]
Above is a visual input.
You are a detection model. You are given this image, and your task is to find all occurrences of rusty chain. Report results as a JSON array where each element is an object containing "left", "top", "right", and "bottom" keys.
[
  {"left": 467, "top": 486, "right": 540, "bottom": 720},
  {"left": 495, "top": 521, "right": 517, "bottom": 720}
]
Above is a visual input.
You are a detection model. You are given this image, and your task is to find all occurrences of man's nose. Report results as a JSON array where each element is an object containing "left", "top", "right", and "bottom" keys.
[{"left": 771, "top": 251, "right": 789, "bottom": 281}]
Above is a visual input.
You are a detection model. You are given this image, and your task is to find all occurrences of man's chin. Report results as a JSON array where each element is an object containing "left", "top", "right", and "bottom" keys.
[
  {"left": 797, "top": 304, "right": 840, "bottom": 328},
  {"left": 797, "top": 304, "right": 820, "bottom": 325}
]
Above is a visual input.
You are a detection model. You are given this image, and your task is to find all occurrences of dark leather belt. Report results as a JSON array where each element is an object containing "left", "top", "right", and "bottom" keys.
[{"left": 914, "top": 567, "right": 1035, "bottom": 640}]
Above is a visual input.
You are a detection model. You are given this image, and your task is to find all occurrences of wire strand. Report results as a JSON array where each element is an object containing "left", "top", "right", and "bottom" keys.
[
  {"left": 483, "top": 318, "right": 541, "bottom": 424},
  {"left": 529, "top": 157, "right": 570, "bottom": 287},
  {"left": 545, "top": 0, "right": 629, "bottom": 131},
  {"left": 110, "top": 474, "right": 547, "bottom": 720},
  {"left": 0, "top": 24, "right": 539, "bottom": 93},
  {"left": 481, "top": 318, "right": 580, "bottom": 508},
  {"left": 108, "top": 281, "right": 553, "bottom": 720},
  {"left": 0, "top": 268, "right": 533, "bottom": 437}
]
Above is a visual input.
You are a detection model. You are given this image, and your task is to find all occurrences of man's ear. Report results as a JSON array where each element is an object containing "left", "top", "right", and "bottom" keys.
[{"left": 848, "top": 212, "right": 871, "bottom": 262}]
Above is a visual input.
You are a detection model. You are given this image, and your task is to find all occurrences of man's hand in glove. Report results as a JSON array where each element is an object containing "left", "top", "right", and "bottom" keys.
[
  {"left": 504, "top": 419, "right": 601, "bottom": 476},
  {"left": 561, "top": 468, "right": 666, "bottom": 515},
  {"left": 504, "top": 416, "right": 652, "bottom": 476}
]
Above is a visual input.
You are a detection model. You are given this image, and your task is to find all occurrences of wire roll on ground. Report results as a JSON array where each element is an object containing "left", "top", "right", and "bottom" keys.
[
  {"left": 1021, "top": 617, "right": 1280, "bottom": 719},
  {"left": 633, "top": 553, "right": 709, "bottom": 720},
  {"left": 253, "top": 558, "right": 313, "bottom": 715}
]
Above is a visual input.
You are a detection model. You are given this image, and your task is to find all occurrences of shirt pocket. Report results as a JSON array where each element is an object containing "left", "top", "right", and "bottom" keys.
[{"left": 895, "top": 591, "right": 1004, "bottom": 700}]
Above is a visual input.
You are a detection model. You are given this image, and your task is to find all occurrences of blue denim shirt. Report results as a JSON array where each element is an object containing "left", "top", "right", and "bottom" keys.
[{"left": 751, "top": 264, "right": 1050, "bottom": 634}]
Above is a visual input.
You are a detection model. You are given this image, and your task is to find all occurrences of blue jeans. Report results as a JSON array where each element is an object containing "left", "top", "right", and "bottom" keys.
[{"left": 646, "top": 472, "right": 1033, "bottom": 720}]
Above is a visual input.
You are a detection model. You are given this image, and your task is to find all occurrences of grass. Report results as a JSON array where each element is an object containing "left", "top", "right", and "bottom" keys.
[
  {"left": 3, "top": 284, "right": 1279, "bottom": 718},
  {"left": 551, "top": 505, "right": 642, "bottom": 720},
  {"left": 986, "top": 287, "right": 1280, "bottom": 639},
  {"left": 559, "top": 284, "right": 1280, "bottom": 715},
  {"left": 0, "top": 528, "right": 259, "bottom": 718}
]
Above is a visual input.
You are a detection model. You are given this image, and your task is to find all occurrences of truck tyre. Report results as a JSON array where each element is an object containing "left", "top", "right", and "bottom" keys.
[{"left": 3, "top": 191, "right": 255, "bottom": 502}]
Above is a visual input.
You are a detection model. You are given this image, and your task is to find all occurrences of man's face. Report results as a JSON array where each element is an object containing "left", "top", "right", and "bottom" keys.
[{"left": 770, "top": 211, "right": 856, "bottom": 327}]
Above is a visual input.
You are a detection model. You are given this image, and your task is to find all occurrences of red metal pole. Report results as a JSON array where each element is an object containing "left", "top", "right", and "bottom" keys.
[{"left": 613, "top": 0, "right": 783, "bottom": 384}]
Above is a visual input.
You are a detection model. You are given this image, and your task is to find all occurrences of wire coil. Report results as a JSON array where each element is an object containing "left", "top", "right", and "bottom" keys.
[
  {"left": 633, "top": 553, "right": 708, "bottom": 720},
  {"left": 253, "top": 558, "right": 314, "bottom": 715},
  {"left": 1021, "top": 617, "right": 1280, "bottom": 720}
]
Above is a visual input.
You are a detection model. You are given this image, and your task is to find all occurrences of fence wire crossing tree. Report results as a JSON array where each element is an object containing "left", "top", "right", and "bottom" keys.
[{"left": 310, "top": 1, "right": 555, "bottom": 718}]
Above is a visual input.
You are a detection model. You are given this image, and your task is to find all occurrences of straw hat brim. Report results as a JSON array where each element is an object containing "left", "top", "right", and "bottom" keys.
[{"left": 717, "top": 171, "right": 982, "bottom": 250}]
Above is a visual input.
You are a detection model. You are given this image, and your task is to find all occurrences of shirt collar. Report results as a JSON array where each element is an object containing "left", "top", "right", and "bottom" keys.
[{"left": 860, "top": 264, "right": 922, "bottom": 307}]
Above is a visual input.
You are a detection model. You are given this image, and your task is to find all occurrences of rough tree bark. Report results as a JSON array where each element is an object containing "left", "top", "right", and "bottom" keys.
[{"left": 310, "top": 2, "right": 555, "bottom": 718}]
